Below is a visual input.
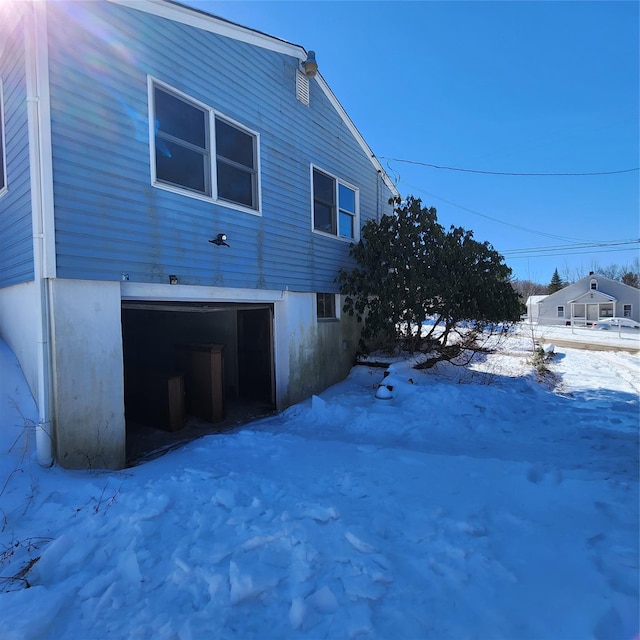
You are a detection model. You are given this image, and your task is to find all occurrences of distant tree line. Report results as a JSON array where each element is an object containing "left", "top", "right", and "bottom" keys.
[{"left": 568, "top": 259, "right": 639, "bottom": 289}]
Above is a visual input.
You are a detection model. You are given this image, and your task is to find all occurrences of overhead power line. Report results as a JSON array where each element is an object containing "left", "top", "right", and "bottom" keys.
[
  {"left": 380, "top": 157, "right": 640, "bottom": 177},
  {"left": 398, "top": 180, "right": 587, "bottom": 243},
  {"left": 393, "top": 177, "right": 638, "bottom": 258},
  {"left": 502, "top": 239, "right": 640, "bottom": 256},
  {"left": 507, "top": 246, "right": 640, "bottom": 260}
]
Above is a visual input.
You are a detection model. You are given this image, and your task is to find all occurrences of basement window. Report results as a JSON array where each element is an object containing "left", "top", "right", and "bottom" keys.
[{"left": 317, "top": 293, "right": 337, "bottom": 321}]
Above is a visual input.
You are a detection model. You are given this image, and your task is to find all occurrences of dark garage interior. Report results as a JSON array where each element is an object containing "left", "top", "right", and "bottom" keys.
[{"left": 121, "top": 301, "right": 276, "bottom": 465}]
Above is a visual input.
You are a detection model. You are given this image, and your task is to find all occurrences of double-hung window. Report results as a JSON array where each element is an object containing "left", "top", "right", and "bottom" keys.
[
  {"left": 0, "top": 79, "right": 6, "bottom": 195},
  {"left": 557, "top": 305, "right": 564, "bottom": 318},
  {"left": 312, "top": 167, "right": 358, "bottom": 240},
  {"left": 150, "top": 79, "right": 259, "bottom": 212},
  {"left": 215, "top": 117, "right": 257, "bottom": 209},
  {"left": 153, "top": 85, "right": 210, "bottom": 196},
  {"left": 623, "top": 304, "right": 632, "bottom": 318}
]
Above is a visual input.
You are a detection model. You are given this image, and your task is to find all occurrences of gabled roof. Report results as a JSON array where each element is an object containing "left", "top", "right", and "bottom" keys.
[
  {"left": 573, "top": 272, "right": 638, "bottom": 292},
  {"left": 109, "top": 0, "right": 399, "bottom": 198},
  {"left": 543, "top": 272, "right": 640, "bottom": 304},
  {"left": 568, "top": 290, "right": 616, "bottom": 304}
]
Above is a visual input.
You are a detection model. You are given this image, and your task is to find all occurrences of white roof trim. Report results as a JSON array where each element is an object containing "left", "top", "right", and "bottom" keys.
[
  {"left": 109, "top": 0, "right": 303, "bottom": 56},
  {"left": 568, "top": 291, "right": 616, "bottom": 304},
  {"left": 107, "top": 0, "right": 399, "bottom": 198}
]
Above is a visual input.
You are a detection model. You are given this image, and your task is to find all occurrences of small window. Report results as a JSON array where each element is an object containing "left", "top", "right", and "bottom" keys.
[
  {"left": 590, "top": 279, "right": 597, "bottom": 290},
  {"left": 599, "top": 304, "right": 613, "bottom": 318},
  {"left": 149, "top": 79, "right": 259, "bottom": 211},
  {"left": 339, "top": 183, "right": 356, "bottom": 238},
  {"left": 312, "top": 167, "right": 358, "bottom": 240},
  {"left": 557, "top": 306, "right": 564, "bottom": 318},
  {"left": 623, "top": 304, "right": 632, "bottom": 318},
  {"left": 0, "top": 78, "right": 6, "bottom": 195},
  {"left": 317, "top": 293, "right": 337, "bottom": 320}
]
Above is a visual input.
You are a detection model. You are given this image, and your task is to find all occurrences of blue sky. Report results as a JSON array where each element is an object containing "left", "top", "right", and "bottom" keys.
[{"left": 189, "top": 0, "right": 639, "bottom": 284}]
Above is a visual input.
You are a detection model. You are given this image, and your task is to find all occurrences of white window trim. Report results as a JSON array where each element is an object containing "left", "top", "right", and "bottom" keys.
[
  {"left": 148, "top": 76, "right": 261, "bottom": 215},
  {"left": 0, "top": 78, "right": 7, "bottom": 198},
  {"left": 623, "top": 304, "right": 632, "bottom": 318},
  {"left": 310, "top": 164, "right": 359, "bottom": 242},
  {"left": 557, "top": 305, "right": 564, "bottom": 318}
]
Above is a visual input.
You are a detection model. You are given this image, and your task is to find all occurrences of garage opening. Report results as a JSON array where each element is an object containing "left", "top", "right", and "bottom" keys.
[{"left": 121, "top": 301, "right": 276, "bottom": 464}]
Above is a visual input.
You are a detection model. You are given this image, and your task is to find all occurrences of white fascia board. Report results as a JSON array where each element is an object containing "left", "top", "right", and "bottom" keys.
[
  {"left": 107, "top": 0, "right": 399, "bottom": 200},
  {"left": 108, "top": 0, "right": 304, "bottom": 58},
  {"left": 120, "top": 282, "right": 285, "bottom": 304}
]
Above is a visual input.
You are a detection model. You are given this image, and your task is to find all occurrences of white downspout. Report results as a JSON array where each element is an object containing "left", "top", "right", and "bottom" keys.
[{"left": 25, "top": 1, "right": 55, "bottom": 467}]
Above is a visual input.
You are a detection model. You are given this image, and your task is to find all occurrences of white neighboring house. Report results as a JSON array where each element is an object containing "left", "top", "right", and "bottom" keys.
[
  {"left": 525, "top": 295, "right": 548, "bottom": 323},
  {"left": 534, "top": 273, "right": 640, "bottom": 327}
]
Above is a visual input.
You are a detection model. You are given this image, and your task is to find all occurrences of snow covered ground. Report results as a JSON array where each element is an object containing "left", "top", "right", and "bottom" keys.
[
  {"left": 523, "top": 321, "right": 640, "bottom": 352},
  {"left": 0, "top": 326, "right": 638, "bottom": 640}
]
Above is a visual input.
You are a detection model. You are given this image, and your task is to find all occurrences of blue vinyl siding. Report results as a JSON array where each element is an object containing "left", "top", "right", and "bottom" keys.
[
  {"left": 0, "top": 16, "right": 34, "bottom": 288},
  {"left": 46, "top": 2, "right": 394, "bottom": 292}
]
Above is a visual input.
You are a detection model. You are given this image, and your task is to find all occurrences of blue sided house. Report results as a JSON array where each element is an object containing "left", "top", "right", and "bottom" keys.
[{"left": 0, "top": 0, "right": 398, "bottom": 469}]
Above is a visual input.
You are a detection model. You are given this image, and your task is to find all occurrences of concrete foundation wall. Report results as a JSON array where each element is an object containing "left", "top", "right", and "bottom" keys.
[
  {"left": 0, "top": 281, "right": 40, "bottom": 400},
  {"left": 3, "top": 280, "right": 359, "bottom": 469},
  {"left": 49, "top": 279, "right": 125, "bottom": 469}
]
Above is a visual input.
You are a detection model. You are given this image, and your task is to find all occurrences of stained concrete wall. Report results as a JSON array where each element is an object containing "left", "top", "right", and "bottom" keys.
[
  {"left": 4, "top": 281, "right": 358, "bottom": 469},
  {"left": 0, "top": 281, "right": 40, "bottom": 401},
  {"left": 49, "top": 279, "right": 125, "bottom": 469},
  {"left": 275, "top": 292, "right": 359, "bottom": 409}
]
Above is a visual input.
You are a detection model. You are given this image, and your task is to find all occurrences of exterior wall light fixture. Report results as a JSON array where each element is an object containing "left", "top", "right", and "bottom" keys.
[
  {"left": 302, "top": 50, "right": 317, "bottom": 78},
  {"left": 209, "top": 233, "right": 230, "bottom": 247}
]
